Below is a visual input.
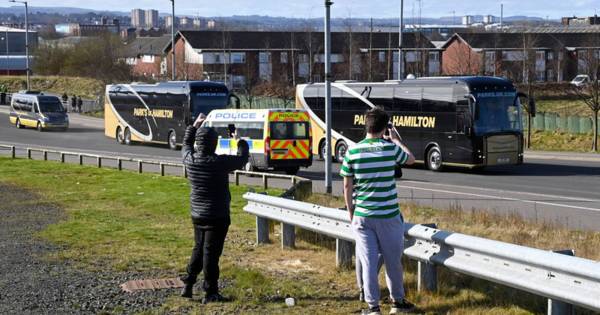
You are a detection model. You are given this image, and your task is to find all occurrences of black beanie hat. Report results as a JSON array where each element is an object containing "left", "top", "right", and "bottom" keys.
[{"left": 195, "top": 127, "right": 218, "bottom": 155}]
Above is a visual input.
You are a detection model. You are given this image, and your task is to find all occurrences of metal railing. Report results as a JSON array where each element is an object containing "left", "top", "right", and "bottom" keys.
[
  {"left": 243, "top": 192, "right": 600, "bottom": 314},
  {"left": 0, "top": 145, "right": 309, "bottom": 191}
]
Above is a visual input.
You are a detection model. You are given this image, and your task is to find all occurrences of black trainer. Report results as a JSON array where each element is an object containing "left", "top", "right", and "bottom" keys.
[
  {"left": 202, "top": 292, "right": 226, "bottom": 304},
  {"left": 180, "top": 283, "right": 194, "bottom": 298},
  {"left": 389, "top": 298, "right": 415, "bottom": 314},
  {"left": 366, "top": 306, "right": 381, "bottom": 315}
]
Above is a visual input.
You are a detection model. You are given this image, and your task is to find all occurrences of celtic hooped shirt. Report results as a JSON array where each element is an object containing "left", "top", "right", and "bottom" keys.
[{"left": 340, "top": 138, "right": 409, "bottom": 219}]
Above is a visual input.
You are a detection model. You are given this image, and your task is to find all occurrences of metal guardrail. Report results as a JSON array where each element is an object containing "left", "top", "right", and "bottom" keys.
[
  {"left": 243, "top": 192, "right": 600, "bottom": 314},
  {"left": 0, "top": 145, "right": 307, "bottom": 191}
]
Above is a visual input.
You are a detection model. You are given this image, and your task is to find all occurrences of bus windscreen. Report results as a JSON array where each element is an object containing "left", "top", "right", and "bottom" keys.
[
  {"left": 474, "top": 92, "right": 521, "bottom": 135},
  {"left": 191, "top": 92, "right": 229, "bottom": 120}
]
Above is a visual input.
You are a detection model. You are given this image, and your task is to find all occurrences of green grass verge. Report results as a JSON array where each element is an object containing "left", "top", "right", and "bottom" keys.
[
  {"left": 536, "top": 99, "right": 590, "bottom": 116},
  {"left": 0, "top": 75, "right": 104, "bottom": 99},
  {"left": 1, "top": 157, "right": 597, "bottom": 314},
  {"left": 527, "top": 130, "right": 599, "bottom": 152}
]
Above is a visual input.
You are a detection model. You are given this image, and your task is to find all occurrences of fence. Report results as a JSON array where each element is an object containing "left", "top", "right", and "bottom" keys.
[
  {"left": 524, "top": 112, "right": 598, "bottom": 134},
  {"left": 243, "top": 192, "right": 600, "bottom": 315},
  {"left": 0, "top": 145, "right": 307, "bottom": 192}
]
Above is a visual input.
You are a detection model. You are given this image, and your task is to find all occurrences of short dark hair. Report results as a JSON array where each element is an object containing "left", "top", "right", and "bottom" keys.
[{"left": 365, "top": 107, "right": 389, "bottom": 134}]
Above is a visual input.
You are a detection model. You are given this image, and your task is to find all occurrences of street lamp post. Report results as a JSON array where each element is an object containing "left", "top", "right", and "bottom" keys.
[
  {"left": 9, "top": 0, "right": 29, "bottom": 90},
  {"left": 398, "top": 0, "right": 404, "bottom": 80},
  {"left": 170, "top": 0, "right": 176, "bottom": 80},
  {"left": 324, "top": 0, "right": 333, "bottom": 194}
]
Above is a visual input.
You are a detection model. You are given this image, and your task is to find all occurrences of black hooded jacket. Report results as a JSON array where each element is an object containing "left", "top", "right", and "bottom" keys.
[{"left": 182, "top": 125, "right": 249, "bottom": 224}]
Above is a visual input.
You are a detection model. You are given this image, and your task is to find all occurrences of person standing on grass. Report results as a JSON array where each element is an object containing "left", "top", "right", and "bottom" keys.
[
  {"left": 340, "top": 107, "right": 416, "bottom": 315},
  {"left": 180, "top": 113, "right": 249, "bottom": 303}
]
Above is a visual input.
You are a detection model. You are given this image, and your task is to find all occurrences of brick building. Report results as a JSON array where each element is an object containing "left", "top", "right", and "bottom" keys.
[
  {"left": 123, "top": 36, "right": 171, "bottom": 79},
  {"left": 162, "top": 30, "right": 442, "bottom": 89},
  {"left": 442, "top": 31, "right": 600, "bottom": 82}
]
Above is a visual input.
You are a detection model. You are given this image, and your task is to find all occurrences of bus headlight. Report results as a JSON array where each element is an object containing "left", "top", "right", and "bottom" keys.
[{"left": 42, "top": 117, "right": 50, "bottom": 122}]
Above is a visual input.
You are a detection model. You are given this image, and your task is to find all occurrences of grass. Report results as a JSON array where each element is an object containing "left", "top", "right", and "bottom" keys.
[
  {"left": 0, "top": 75, "right": 104, "bottom": 99},
  {"left": 1, "top": 157, "right": 598, "bottom": 314},
  {"left": 527, "top": 130, "right": 598, "bottom": 153},
  {"left": 536, "top": 99, "right": 590, "bottom": 117}
]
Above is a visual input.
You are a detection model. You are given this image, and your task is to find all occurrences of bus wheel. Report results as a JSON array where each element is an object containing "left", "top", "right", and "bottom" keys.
[
  {"left": 15, "top": 118, "right": 22, "bottom": 129},
  {"left": 124, "top": 128, "right": 132, "bottom": 145},
  {"left": 37, "top": 122, "right": 44, "bottom": 132},
  {"left": 335, "top": 141, "right": 348, "bottom": 163},
  {"left": 426, "top": 146, "right": 443, "bottom": 171},
  {"left": 116, "top": 127, "right": 125, "bottom": 144},
  {"left": 168, "top": 130, "right": 178, "bottom": 150},
  {"left": 284, "top": 166, "right": 300, "bottom": 176},
  {"left": 318, "top": 140, "right": 326, "bottom": 161}
]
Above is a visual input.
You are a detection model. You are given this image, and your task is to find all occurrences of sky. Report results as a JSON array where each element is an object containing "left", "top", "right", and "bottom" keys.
[{"left": 1, "top": 0, "right": 599, "bottom": 19}]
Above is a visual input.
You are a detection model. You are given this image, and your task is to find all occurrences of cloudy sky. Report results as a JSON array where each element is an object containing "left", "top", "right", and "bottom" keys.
[{"left": 1, "top": 0, "right": 599, "bottom": 19}]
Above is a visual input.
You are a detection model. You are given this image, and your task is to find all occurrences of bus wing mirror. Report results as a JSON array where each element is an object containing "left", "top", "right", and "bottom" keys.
[
  {"left": 465, "top": 94, "right": 478, "bottom": 120},
  {"left": 528, "top": 98, "right": 536, "bottom": 118}
]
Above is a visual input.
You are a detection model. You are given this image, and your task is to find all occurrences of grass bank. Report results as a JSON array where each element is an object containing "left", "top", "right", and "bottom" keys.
[
  {"left": 527, "top": 130, "right": 598, "bottom": 152},
  {"left": 0, "top": 75, "right": 104, "bottom": 99},
  {"left": 1, "top": 157, "right": 598, "bottom": 314},
  {"left": 536, "top": 99, "right": 589, "bottom": 116}
]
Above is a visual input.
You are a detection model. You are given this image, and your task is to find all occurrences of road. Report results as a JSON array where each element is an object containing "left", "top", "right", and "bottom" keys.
[{"left": 1, "top": 107, "right": 599, "bottom": 230}]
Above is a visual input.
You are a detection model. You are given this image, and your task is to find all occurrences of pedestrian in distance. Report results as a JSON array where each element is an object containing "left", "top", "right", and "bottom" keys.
[
  {"left": 61, "top": 93, "right": 68, "bottom": 104},
  {"left": 71, "top": 95, "right": 77, "bottom": 113},
  {"left": 77, "top": 96, "right": 83, "bottom": 113},
  {"left": 340, "top": 107, "right": 416, "bottom": 315},
  {"left": 180, "top": 113, "right": 249, "bottom": 303}
]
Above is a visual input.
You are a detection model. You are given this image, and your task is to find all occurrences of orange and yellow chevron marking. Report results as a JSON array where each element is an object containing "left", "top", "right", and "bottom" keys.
[{"left": 270, "top": 139, "right": 310, "bottom": 160}]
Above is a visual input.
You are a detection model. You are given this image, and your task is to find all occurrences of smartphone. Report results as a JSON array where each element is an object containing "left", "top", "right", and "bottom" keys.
[
  {"left": 228, "top": 124, "right": 236, "bottom": 136},
  {"left": 384, "top": 123, "right": 393, "bottom": 137}
]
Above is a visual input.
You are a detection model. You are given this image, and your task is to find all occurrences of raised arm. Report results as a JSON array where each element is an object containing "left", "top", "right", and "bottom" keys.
[
  {"left": 182, "top": 114, "right": 207, "bottom": 164},
  {"left": 222, "top": 139, "right": 249, "bottom": 172}
]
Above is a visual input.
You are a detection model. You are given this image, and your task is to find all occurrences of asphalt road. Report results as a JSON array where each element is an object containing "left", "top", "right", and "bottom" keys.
[{"left": 1, "top": 108, "right": 599, "bottom": 230}]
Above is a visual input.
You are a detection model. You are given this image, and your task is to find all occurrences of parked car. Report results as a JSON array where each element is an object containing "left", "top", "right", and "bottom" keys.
[{"left": 570, "top": 75, "right": 590, "bottom": 87}]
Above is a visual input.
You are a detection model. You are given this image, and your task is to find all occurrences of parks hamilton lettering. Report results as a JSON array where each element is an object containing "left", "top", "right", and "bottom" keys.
[{"left": 353, "top": 114, "right": 436, "bottom": 128}]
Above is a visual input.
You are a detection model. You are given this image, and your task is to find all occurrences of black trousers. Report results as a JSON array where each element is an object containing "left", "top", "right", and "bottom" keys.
[{"left": 183, "top": 218, "right": 230, "bottom": 295}]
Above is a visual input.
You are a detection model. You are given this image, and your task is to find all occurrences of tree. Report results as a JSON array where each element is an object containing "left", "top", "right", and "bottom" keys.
[
  {"left": 569, "top": 44, "right": 600, "bottom": 152},
  {"left": 33, "top": 34, "right": 131, "bottom": 83},
  {"left": 520, "top": 32, "right": 539, "bottom": 149}
]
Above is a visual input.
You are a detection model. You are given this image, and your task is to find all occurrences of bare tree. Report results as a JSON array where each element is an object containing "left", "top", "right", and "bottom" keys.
[
  {"left": 570, "top": 42, "right": 600, "bottom": 151},
  {"left": 520, "top": 33, "right": 539, "bottom": 148}
]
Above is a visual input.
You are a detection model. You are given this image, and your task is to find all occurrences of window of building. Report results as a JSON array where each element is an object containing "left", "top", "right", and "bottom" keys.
[
  {"left": 378, "top": 51, "right": 386, "bottom": 63},
  {"left": 259, "top": 51, "right": 271, "bottom": 63},
  {"left": 259, "top": 52, "right": 272, "bottom": 81},
  {"left": 485, "top": 51, "right": 495, "bottom": 73},
  {"left": 502, "top": 51, "right": 524, "bottom": 61},
  {"left": 314, "top": 54, "right": 344, "bottom": 63},
  {"left": 405, "top": 51, "right": 420, "bottom": 62},
  {"left": 280, "top": 52, "right": 288, "bottom": 64},
  {"left": 547, "top": 51, "right": 554, "bottom": 60},
  {"left": 141, "top": 55, "right": 155, "bottom": 63},
  {"left": 231, "top": 52, "right": 246, "bottom": 64}
]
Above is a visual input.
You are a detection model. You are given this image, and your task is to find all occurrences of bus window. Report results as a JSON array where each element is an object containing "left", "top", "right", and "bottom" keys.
[
  {"left": 474, "top": 93, "right": 521, "bottom": 135},
  {"left": 270, "top": 122, "right": 309, "bottom": 140},
  {"left": 190, "top": 90, "right": 229, "bottom": 119}
]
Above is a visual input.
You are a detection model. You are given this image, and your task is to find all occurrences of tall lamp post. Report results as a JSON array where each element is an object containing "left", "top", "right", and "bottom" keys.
[
  {"left": 9, "top": 0, "right": 29, "bottom": 90},
  {"left": 324, "top": 0, "right": 333, "bottom": 194},
  {"left": 170, "top": 0, "right": 176, "bottom": 80},
  {"left": 398, "top": 0, "right": 404, "bottom": 80}
]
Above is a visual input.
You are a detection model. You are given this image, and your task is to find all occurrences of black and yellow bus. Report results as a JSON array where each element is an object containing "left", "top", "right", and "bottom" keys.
[
  {"left": 296, "top": 77, "right": 534, "bottom": 171},
  {"left": 105, "top": 81, "right": 238, "bottom": 150}
]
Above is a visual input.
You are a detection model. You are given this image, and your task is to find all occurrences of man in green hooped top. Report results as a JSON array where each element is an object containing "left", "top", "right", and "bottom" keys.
[{"left": 340, "top": 107, "right": 416, "bottom": 315}]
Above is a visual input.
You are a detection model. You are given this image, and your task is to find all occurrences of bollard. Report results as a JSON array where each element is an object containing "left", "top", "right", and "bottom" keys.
[
  {"left": 78, "top": 154, "right": 83, "bottom": 165},
  {"left": 11, "top": 146, "right": 15, "bottom": 159},
  {"left": 182, "top": 165, "right": 188, "bottom": 178},
  {"left": 417, "top": 261, "right": 438, "bottom": 292},
  {"left": 256, "top": 216, "right": 270, "bottom": 244},
  {"left": 97, "top": 157, "right": 102, "bottom": 168},
  {"left": 291, "top": 177, "right": 297, "bottom": 186},
  {"left": 138, "top": 161, "right": 143, "bottom": 173},
  {"left": 60, "top": 153, "right": 65, "bottom": 163},
  {"left": 336, "top": 239, "right": 354, "bottom": 269},
  {"left": 43, "top": 150, "right": 48, "bottom": 161},
  {"left": 117, "top": 159, "right": 122, "bottom": 171},
  {"left": 27, "top": 148, "right": 31, "bottom": 159},
  {"left": 547, "top": 250, "right": 575, "bottom": 315},
  {"left": 281, "top": 223, "right": 296, "bottom": 249},
  {"left": 235, "top": 172, "right": 240, "bottom": 186},
  {"left": 160, "top": 163, "right": 165, "bottom": 176},
  {"left": 263, "top": 175, "right": 268, "bottom": 190}
]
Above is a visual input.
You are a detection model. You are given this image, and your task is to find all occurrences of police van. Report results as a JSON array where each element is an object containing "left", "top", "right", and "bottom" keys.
[
  {"left": 203, "top": 109, "right": 312, "bottom": 175},
  {"left": 9, "top": 92, "right": 69, "bottom": 131}
]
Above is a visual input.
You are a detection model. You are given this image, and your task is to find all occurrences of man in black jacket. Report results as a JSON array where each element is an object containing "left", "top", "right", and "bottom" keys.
[{"left": 180, "top": 114, "right": 249, "bottom": 302}]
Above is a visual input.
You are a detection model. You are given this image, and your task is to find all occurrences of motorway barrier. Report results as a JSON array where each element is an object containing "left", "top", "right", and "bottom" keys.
[
  {"left": 0, "top": 145, "right": 309, "bottom": 192},
  {"left": 243, "top": 192, "right": 600, "bottom": 314}
]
